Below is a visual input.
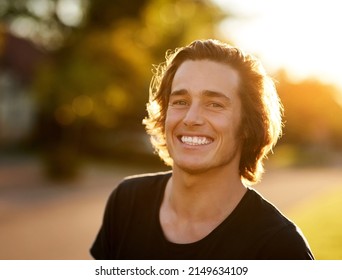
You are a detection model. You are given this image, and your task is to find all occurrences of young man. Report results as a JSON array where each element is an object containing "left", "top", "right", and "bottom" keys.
[{"left": 90, "top": 39, "right": 314, "bottom": 259}]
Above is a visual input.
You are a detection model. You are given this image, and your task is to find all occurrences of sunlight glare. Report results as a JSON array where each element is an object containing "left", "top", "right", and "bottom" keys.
[
  {"left": 215, "top": 0, "right": 342, "bottom": 89},
  {"left": 10, "top": 16, "right": 37, "bottom": 39},
  {"left": 56, "top": 0, "right": 85, "bottom": 27},
  {"left": 27, "top": 0, "right": 55, "bottom": 20}
]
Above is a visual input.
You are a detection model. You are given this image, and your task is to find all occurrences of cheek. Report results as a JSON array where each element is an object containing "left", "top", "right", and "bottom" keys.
[
  {"left": 164, "top": 110, "right": 172, "bottom": 129},
  {"left": 215, "top": 112, "right": 242, "bottom": 138},
  {"left": 229, "top": 105, "right": 243, "bottom": 133},
  {"left": 165, "top": 109, "right": 182, "bottom": 129},
  {"left": 164, "top": 111, "right": 176, "bottom": 140}
]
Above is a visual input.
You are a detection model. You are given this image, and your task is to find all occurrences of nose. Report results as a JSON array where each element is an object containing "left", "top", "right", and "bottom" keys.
[{"left": 183, "top": 103, "right": 204, "bottom": 126}]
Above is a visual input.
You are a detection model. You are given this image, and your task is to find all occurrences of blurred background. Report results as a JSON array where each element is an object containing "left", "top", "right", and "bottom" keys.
[{"left": 0, "top": 0, "right": 341, "bottom": 260}]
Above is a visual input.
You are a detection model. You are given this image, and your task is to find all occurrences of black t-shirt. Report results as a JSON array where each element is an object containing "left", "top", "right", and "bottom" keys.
[{"left": 90, "top": 171, "right": 314, "bottom": 260}]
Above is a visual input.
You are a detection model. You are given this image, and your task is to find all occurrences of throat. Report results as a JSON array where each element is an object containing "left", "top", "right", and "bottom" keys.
[
  {"left": 159, "top": 177, "right": 247, "bottom": 244},
  {"left": 160, "top": 215, "right": 222, "bottom": 244}
]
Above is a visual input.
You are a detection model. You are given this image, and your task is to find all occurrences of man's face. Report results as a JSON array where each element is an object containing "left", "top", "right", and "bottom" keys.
[{"left": 165, "top": 59, "right": 243, "bottom": 174}]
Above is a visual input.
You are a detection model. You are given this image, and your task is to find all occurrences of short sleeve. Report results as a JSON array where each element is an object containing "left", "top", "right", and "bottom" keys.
[
  {"left": 90, "top": 188, "right": 118, "bottom": 260},
  {"left": 257, "top": 224, "right": 314, "bottom": 260}
]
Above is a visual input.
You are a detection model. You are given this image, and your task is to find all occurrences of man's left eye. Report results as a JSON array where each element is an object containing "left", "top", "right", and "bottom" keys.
[{"left": 209, "top": 103, "right": 223, "bottom": 108}]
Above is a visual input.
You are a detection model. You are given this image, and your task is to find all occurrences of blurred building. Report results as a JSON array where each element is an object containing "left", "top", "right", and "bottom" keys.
[{"left": 0, "top": 28, "right": 44, "bottom": 145}]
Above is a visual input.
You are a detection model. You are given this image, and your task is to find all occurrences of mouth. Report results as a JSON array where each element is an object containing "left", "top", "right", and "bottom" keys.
[{"left": 179, "top": 135, "right": 213, "bottom": 146}]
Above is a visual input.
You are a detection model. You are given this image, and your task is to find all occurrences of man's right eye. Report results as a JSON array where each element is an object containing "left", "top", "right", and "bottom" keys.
[{"left": 170, "top": 100, "right": 188, "bottom": 107}]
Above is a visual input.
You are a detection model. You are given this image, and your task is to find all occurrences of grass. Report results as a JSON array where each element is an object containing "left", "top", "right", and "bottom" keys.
[{"left": 286, "top": 185, "right": 342, "bottom": 259}]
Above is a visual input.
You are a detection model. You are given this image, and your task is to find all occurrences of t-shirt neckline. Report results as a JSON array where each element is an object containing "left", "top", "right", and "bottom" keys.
[{"left": 154, "top": 172, "right": 252, "bottom": 248}]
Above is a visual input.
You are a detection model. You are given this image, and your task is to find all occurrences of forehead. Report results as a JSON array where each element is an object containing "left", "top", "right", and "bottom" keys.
[{"left": 171, "top": 60, "right": 240, "bottom": 98}]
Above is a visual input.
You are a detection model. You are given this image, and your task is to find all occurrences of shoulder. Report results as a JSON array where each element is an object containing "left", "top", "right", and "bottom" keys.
[
  {"left": 245, "top": 188, "right": 314, "bottom": 259},
  {"left": 245, "top": 188, "right": 292, "bottom": 227},
  {"left": 245, "top": 188, "right": 304, "bottom": 235},
  {"left": 102, "top": 170, "right": 171, "bottom": 224},
  {"left": 120, "top": 170, "right": 172, "bottom": 187},
  {"left": 106, "top": 171, "right": 171, "bottom": 206},
  {"left": 117, "top": 170, "right": 172, "bottom": 194},
  {"left": 257, "top": 222, "right": 314, "bottom": 259}
]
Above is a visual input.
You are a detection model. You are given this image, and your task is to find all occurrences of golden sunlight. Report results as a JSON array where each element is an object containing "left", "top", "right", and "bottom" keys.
[{"left": 215, "top": 0, "right": 342, "bottom": 90}]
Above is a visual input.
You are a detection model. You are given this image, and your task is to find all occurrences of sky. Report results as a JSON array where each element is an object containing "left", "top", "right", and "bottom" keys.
[{"left": 213, "top": 0, "right": 342, "bottom": 90}]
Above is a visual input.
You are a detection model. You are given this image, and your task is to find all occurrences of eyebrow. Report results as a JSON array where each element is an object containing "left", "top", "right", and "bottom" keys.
[
  {"left": 170, "top": 89, "right": 232, "bottom": 103},
  {"left": 203, "top": 90, "right": 231, "bottom": 102},
  {"left": 170, "top": 89, "right": 188, "bottom": 97}
]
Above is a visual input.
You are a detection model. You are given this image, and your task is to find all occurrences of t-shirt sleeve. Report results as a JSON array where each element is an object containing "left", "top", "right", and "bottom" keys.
[
  {"left": 90, "top": 188, "right": 118, "bottom": 260},
  {"left": 257, "top": 224, "right": 314, "bottom": 260}
]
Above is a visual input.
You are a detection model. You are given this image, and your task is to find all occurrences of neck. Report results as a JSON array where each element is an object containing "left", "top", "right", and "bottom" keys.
[{"left": 165, "top": 165, "right": 246, "bottom": 220}]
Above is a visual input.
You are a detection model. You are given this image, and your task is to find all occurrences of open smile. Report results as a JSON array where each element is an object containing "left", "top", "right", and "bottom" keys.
[{"left": 178, "top": 135, "right": 213, "bottom": 146}]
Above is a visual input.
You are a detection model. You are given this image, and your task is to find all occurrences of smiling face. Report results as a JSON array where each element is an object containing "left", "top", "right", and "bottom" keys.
[{"left": 165, "top": 59, "right": 243, "bottom": 175}]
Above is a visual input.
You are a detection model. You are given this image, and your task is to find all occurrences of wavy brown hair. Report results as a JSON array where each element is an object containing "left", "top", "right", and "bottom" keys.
[{"left": 143, "top": 39, "right": 283, "bottom": 184}]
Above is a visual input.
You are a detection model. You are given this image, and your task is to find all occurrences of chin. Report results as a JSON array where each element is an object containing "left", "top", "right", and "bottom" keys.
[{"left": 175, "top": 161, "right": 211, "bottom": 175}]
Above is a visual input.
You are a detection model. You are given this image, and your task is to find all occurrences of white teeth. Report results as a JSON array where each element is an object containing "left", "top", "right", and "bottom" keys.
[{"left": 181, "top": 136, "right": 212, "bottom": 145}]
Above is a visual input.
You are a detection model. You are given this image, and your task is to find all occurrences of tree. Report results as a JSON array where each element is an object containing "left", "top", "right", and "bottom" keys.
[
  {"left": 274, "top": 70, "right": 342, "bottom": 165},
  {"left": 1, "top": 0, "right": 227, "bottom": 179}
]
